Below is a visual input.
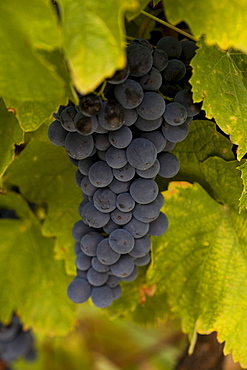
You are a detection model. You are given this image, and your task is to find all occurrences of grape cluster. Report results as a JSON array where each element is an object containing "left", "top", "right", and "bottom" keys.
[
  {"left": 48, "top": 36, "right": 201, "bottom": 308},
  {"left": 0, "top": 315, "right": 36, "bottom": 365}
]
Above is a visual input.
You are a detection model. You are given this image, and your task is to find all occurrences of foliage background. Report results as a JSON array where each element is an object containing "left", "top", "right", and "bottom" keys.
[{"left": 1, "top": 0, "right": 247, "bottom": 368}]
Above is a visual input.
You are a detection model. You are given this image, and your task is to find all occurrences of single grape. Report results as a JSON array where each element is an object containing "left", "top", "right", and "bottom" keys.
[
  {"left": 68, "top": 156, "right": 79, "bottom": 166},
  {"left": 136, "top": 92, "right": 166, "bottom": 120},
  {"left": 162, "top": 140, "right": 176, "bottom": 152},
  {"left": 123, "top": 217, "right": 149, "bottom": 238},
  {"left": 121, "top": 265, "right": 139, "bottom": 282},
  {"left": 88, "top": 161, "right": 113, "bottom": 187},
  {"left": 97, "top": 150, "right": 106, "bottom": 161},
  {"left": 108, "top": 178, "right": 130, "bottom": 194},
  {"left": 105, "top": 147, "right": 127, "bottom": 169},
  {"left": 156, "top": 192, "right": 165, "bottom": 209},
  {"left": 140, "top": 131, "right": 167, "bottom": 153},
  {"left": 75, "top": 169, "right": 84, "bottom": 187},
  {"left": 112, "top": 285, "right": 122, "bottom": 300},
  {"left": 80, "top": 232, "right": 104, "bottom": 256},
  {"left": 110, "top": 255, "right": 135, "bottom": 277},
  {"left": 79, "top": 94, "right": 102, "bottom": 116},
  {"left": 97, "top": 238, "right": 120, "bottom": 265},
  {"left": 91, "top": 285, "right": 113, "bottom": 308},
  {"left": 156, "top": 36, "right": 182, "bottom": 58},
  {"left": 134, "top": 252, "right": 151, "bottom": 266},
  {"left": 78, "top": 157, "right": 93, "bottom": 176},
  {"left": 132, "top": 201, "right": 160, "bottom": 223},
  {"left": 109, "top": 229, "right": 135, "bottom": 254},
  {"left": 162, "top": 121, "right": 189, "bottom": 142},
  {"left": 84, "top": 204, "right": 110, "bottom": 228},
  {"left": 153, "top": 48, "right": 169, "bottom": 71},
  {"left": 134, "top": 115, "right": 163, "bottom": 132},
  {"left": 139, "top": 67, "right": 162, "bottom": 91},
  {"left": 65, "top": 132, "right": 94, "bottom": 160},
  {"left": 76, "top": 269, "right": 88, "bottom": 278},
  {"left": 127, "top": 38, "right": 153, "bottom": 77},
  {"left": 136, "top": 159, "right": 160, "bottom": 179},
  {"left": 103, "top": 219, "right": 119, "bottom": 234},
  {"left": 72, "top": 220, "right": 92, "bottom": 241},
  {"left": 174, "top": 89, "right": 202, "bottom": 117},
  {"left": 114, "top": 79, "right": 144, "bottom": 109},
  {"left": 94, "top": 134, "right": 111, "bottom": 151},
  {"left": 130, "top": 178, "right": 158, "bottom": 204},
  {"left": 80, "top": 176, "right": 97, "bottom": 196},
  {"left": 129, "top": 235, "right": 151, "bottom": 258},
  {"left": 74, "top": 241, "right": 82, "bottom": 255},
  {"left": 74, "top": 112, "right": 98, "bottom": 135},
  {"left": 158, "top": 152, "right": 180, "bottom": 178},
  {"left": 163, "top": 102, "right": 187, "bottom": 126},
  {"left": 60, "top": 105, "right": 78, "bottom": 132},
  {"left": 98, "top": 100, "right": 125, "bottom": 130},
  {"left": 106, "top": 275, "right": 121, "bottom": 288},
  {"left": 179, "top": 40, "right": 198, "bottom": 65},
  {"left": 107, "top": 65, "right": 130, "bottom": 84},
  {"left": 108, "top": 126, "right": 132, "bottom": 148},
  {"left": 123, "top": 108, "right": 138, "bottom": 126},
  {"left": 87, "top": 267, "right": 109, "bottom": 286},
  {"left": 116, "top": 193, "right": 135, "bottom": 212},
  {"left": 67, "top": 277, "right": 91, "bottom": 303},
  {"left": 92, "top": 257, "right": 110, "bottom": 273},
  {"left": 75, "top": 252, "right": 91, "bottom": 271},
  {"left": 148, "top": 212, "right": 169, "bottom": 236},
  {"left": 48, "top": 120, "right": 68, "bottom": 146},
  {"left": 126, "top": 138, "right": 157, "bottom": 170},
  {"left": 93, "top": 188, "right": 117, "bottom": 213},
  {"left": 113, "top": 163, "right": 135, "bottom": 182},
  {"left": 162, "top": 59, "right": 186, "bottom": 82},
  {"left": 111, "top": 208, "right": 132, "bottom": 225}
]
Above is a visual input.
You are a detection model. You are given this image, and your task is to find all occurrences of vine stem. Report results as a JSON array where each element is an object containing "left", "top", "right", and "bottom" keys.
[
  {"left": 140, "top": 10, "right": 197, "bottom": 42},
  {"left": 92, "top": 80, "right": 107, "bottom": 101}
]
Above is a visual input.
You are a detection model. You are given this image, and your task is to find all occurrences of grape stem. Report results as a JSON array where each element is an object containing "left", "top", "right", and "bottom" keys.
[
  {"left": 93, "top": 80, "right": 107, "bottom": 101},
  {"left": 140, "top": 10, "right": 197, "bottom": 42},
  {"left": 158, "top": 90, "right": 173, "bottom": 102}
]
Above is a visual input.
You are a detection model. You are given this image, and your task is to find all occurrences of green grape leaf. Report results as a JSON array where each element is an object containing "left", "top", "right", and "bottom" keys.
[
  {"left": 5, "top": 123, "right": 81, "bottom": 275},
  {"left": 4, "top": 49, "right": 77, "bottom": 132},
  {"left": 200, "top": 157, "right": 244, "bottom": 209},
  {"left": 126, "top": 0, "right": 151, "bottom": 21},
  {"left": 147, "top": 176, "right": 247, "bottom": 367},
  {"left": 0, "top": 99, "right": 24, "bottom": 180},
  {"left": 190, "top": 39, "right": 247, "bottom": 160},
  {"left": 0, "top": 2, "right": 74, "bottom": 131},
  {"left": 3, "top": 98, "right": 63, "bottom": 133},
  {"left": 153, "top": 0, "right": 161, "bottom": 6},
  {"left": 157, "top": 120, "right": 235, "bottom": 195},
  {"left": 162, "top": 0, "right": 247, "bottom": 52},
  {"left": 237, "top": 161, "right": 247, "bottom": 212},
  {"left": 0, "top": 191, "right": 75, "bottom": 335},
  {"left": 59, "top": 0, "right": 138, "bottom": 93},
  {"left": 0, "top": 1, "right": 63, "bottom": 101},
  {"left": 126, "top": 12, "right": 157, "bottom": 40}
]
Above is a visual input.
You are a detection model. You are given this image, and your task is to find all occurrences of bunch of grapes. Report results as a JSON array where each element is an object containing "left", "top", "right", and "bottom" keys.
[
  {"left": 0, "top": 315, "right": 36, "bottom": 366},
  {"left": 48, "top": 36, "right": 202, "bottom": 308}
]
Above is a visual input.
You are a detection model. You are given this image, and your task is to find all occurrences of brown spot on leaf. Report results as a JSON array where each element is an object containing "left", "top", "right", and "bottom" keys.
[
  {"left": 140, "top": 284, "right": 156, "bottom": 305},
  {"left": 7, "top": 107, "right": 16, "bottom": 115}
]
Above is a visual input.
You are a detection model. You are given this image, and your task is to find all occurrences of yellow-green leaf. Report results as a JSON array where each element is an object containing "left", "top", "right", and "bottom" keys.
[
  {"left": 163, "top": 0, "right": 247, "bottom": 52},
  {"left": 191, "top": 39, "right": 247, "bottom": 160},
  {"left": 59, "top": 0, "right": 139, "bottom": 93},
  {"left": 0, "top": 191, "right": 75, "bottom": 335},
  {"left": 148, "top": 178, "right": 247, "bottom": 366}
]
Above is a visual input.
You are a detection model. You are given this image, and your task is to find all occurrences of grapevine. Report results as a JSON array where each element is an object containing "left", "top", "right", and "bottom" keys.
[
  {"left": 48, "top": 35, "right": 202, "bottom": 308},
  {"left": 1, "top": 1, "right": 247, "bottom": 368}
]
